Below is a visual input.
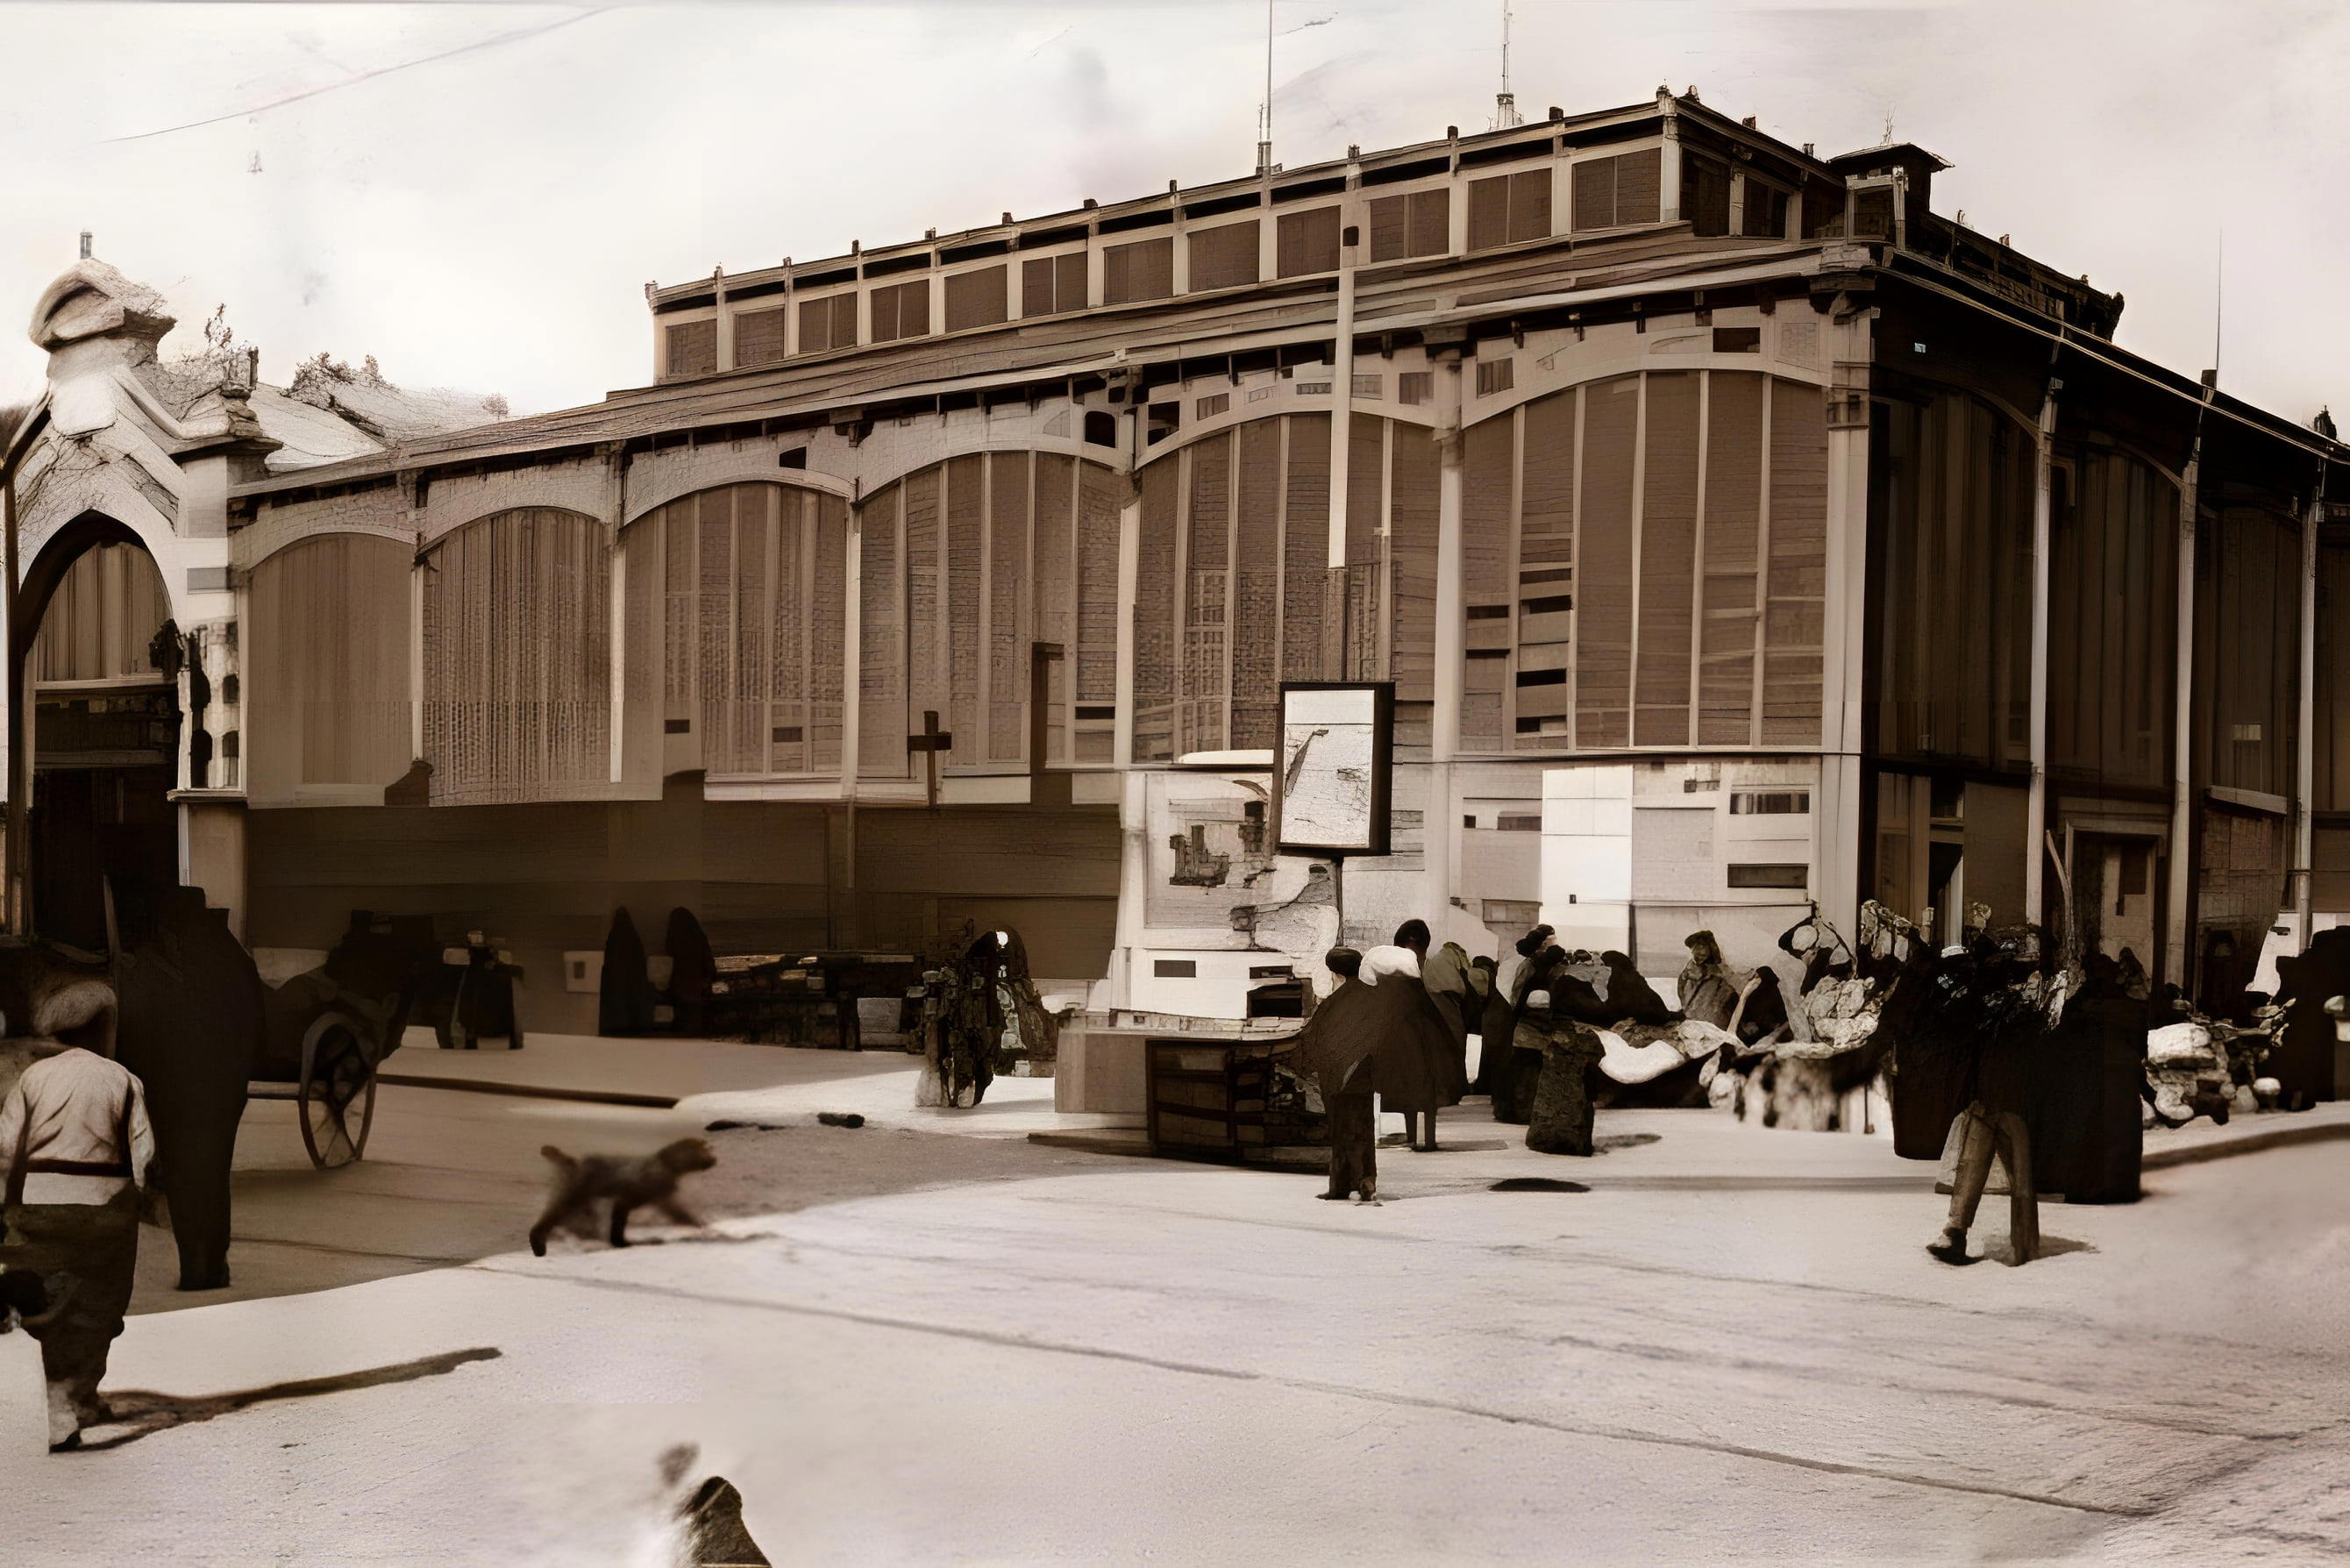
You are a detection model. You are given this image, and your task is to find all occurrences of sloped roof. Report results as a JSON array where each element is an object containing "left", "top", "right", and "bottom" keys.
[
  {"left": 240, "top": 357, "right": 512, "bottom": 474},
  {"left": 288, "top": 357, "right": 509, "bottom": 446},
  {"left": 246, "top": 384, "right": 393, "bottom": 473}
]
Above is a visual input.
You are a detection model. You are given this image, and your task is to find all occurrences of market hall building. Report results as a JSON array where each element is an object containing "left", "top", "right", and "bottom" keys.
[{"left": 5, "top": 88, "right": 2346, "bottom": 1050}]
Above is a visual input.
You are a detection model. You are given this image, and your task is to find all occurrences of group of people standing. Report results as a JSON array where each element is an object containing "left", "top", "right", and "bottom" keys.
[
  {"left": 1287, "top": 920, "right": 1777, "bottom": 1201},
  {"left": 1285, "top": 919, "right": 1492, "bottom": 1202},
  {"left": 915, "top": 927, "right": 1057, "bottom": 1109}
]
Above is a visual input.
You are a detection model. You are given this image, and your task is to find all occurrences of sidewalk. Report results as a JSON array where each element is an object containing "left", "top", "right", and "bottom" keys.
[
  {"left": 376, "top": 1029, "right": 2350, "bottom": 1179},
  {"left": 2140, "top": 1098, "right": 2350, "bottom": 1167},
  {"left": 375, "top": 1030, "right": 1079, "bottom": 1137},
  {"left": 370, "top": 1033, "right": 1936, "bottom": 1187}
]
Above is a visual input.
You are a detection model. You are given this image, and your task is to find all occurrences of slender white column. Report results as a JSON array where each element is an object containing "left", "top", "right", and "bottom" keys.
[
  {"left": 1815, "top": 303, "right": 1874, "bottom": 937},
  {"left": 2296, "top": 491, "right": 2319, "bottom": 944},
  {"left": 841, "top": 495, "right": 863, "bottom": 801},
  {"left": 2023, "top": 381, "right": 2058, "bottom": 925},
  {"left": 1428, "top": 352, "right": 1466, "bottom": 937},
  {"left": 1327, "top": 222, "right": 1359, "bottom": 574},
  {"left": 2166, "top": 447, "right": 2200, "bottom": 984}
]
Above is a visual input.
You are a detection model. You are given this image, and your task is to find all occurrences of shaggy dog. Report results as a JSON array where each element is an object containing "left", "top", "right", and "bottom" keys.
[{"left": 528, "top": 1137, "right": 718, "bottom": 1256}]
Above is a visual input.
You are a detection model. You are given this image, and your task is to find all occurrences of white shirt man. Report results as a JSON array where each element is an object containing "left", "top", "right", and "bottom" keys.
[{"left": 0, "top": 1049, "right": 155, "bottom": 1205}]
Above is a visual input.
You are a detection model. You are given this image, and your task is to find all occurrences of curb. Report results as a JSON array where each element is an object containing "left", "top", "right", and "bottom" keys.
[
  {"left": 375, "top": 1073, "right": 680, "bottom": 1110},
  {"left": 2140, "top": 1117, "right": 2350, "bottom": 1171}
]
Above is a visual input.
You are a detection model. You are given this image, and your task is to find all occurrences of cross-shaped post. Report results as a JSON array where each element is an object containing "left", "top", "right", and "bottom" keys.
[{"left": 908, "top": 709, "right": 951, "bottom": 809}]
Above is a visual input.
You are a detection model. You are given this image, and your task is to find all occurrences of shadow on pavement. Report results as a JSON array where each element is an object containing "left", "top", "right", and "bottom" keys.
[
  {"left": 133, "top": 1087, "right": 1177, "bottom": 1317},
  {"left": 76, "top": 1346, "right": 503, "bottom": 1450}
]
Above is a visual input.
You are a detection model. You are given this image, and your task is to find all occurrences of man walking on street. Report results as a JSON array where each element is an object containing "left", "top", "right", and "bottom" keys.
[{"left": 0, "top": 1044, "right": 155, "bottom": 1450}]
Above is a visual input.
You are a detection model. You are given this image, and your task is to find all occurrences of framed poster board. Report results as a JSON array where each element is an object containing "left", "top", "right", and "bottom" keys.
[{"left": 1273, "top": 681, "right": 1393, "bottom": 858}]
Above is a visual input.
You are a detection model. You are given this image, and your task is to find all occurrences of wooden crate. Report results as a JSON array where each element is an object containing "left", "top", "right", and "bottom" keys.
[{"left": 1145, "top": 1038, "right": 1328, "bottom": 1163}]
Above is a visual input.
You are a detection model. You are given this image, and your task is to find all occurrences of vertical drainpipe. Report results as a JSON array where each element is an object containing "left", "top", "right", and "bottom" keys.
[
  {"left": 2166, "top": 402, "right": 2206, "bottom": 987},
  {"left": 607, "top": 443, "right": 628, "bottom": 785},
  {"left": 840, "top": 474, "right": 864, "bottom": 951},
  {"left": 712, "top": 269, "right": 731, "bottom": 373},
  {"left": 1111, "top": 381, "right": 1146, "bottom": 1008},
  {"left": 2295, "top": 481, "right": 2320, "bottom": 945},
  {"left": 1817, "top": 290, "right": 1874, "bottom": 941},
  {"left": 0, "top": 411, "right": 32, "bottom": 933},
  {"left": 1325, "top": 156, "right": 1362, "bottom": 675},
  {"left": 406, "top": 471, "right": 427, "bottom": 768},
  {"left": 841, "top": 476, "right": 863, "bottom": 805},
  {"left": 2023, "top": 362, "right": 2060, "bottom": 929},
  {"left": 1430, "top": 339, "right": 1467, "bottom": 942}
]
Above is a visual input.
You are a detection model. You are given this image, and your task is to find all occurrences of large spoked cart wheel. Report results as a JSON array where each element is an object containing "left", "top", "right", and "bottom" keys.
[
  {"left": 297, "top": 1011, "right": 378, "bottom": 1168},
  {"left": 248, "top": 1006, "right": 385, "bottom": 1170}
]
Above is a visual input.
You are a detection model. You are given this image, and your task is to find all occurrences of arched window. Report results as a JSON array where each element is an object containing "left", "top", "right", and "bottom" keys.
[
  {"left": 422, "top": 508, "right": 610, "bottom": 803},
  {"left": 856, "top": 454, "right": 1122, "bottom": 775},
  {"left": 1455, "top": 372, "right": 1827, "bottom": 753},
  {"left": 1130, "top": 414, "right": 1367, "bottom": 761},
  {"left": 623, "top": 483, "right": 846, "bottom": 776},
  {"left": 248, "top": 532, "right": 413, "bottom": 803},
  {"left": 32, "top": 540, "right": 169, "bottom": 685}
]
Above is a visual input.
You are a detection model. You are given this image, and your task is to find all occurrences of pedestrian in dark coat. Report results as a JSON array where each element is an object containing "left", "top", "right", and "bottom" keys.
[
  {"left": 1287, "top": 949, "right": 1380, "bottom": 1201},
  {"left": 1493, "top": 944, "right": 1568, "bottom": 1124},
  {"left": 1474, "top": 950, "right": 1524, "bottom": 1097},
  {"left": 1480, "top": 925, "right": 1555, "bottom": 1109},
  {"left": 1521, "top": 997, "right": 1608, "bottom": 1157},
  {"left": 114, "top": 888, "right": 262, "bottom": 1291},
  {"left": 1362, "top": 941, "right": 1467, "bottom": 1151},
  {"left": 665, "top": 908, "right": 717, "bottom": 1038},
  {"left": 598, "top": 909, "right": 658, "bottom": 1037},
  {"left": 2270, "top": 928, "right": 2350, "bottom": 1108},
  {"left": 1421, "top": 940, "right": 1477, "bottom": 1137}
]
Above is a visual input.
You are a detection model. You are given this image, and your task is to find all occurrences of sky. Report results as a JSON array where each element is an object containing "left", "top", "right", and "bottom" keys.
[{"left": 4, "top": 0, "right": 2347, "bottom": 424}]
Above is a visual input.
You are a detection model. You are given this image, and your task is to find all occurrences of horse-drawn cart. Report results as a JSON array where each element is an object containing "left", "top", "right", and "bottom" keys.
[
  {"left": 250, "top": 913, "right": 435, "bottom": 1170},
  {"left": 246, "top": 1001, "right": 402, "bottom": 1168}
]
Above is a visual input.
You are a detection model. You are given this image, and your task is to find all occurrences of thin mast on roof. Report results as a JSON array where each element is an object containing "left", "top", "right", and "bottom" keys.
[
  {"left": 2212, "top": 228, "right": 2225, "bottom": 387},
  {"left": 1493, "top": 1, "right": 1523, "bottom": 128},
  {"left": 1257, "top": 0, "right": 1274, "bottom": 175}
]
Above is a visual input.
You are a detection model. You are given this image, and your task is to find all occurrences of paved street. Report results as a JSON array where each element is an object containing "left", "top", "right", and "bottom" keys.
[{"left": 0, "top": 1046, "right": 2343, "bottom": 1565}]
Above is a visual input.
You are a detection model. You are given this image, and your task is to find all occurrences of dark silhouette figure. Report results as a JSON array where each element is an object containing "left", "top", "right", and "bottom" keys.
[
  {"left": 1734, "top": 967, "right": 1791, "bottom": 1047},
  {"left": 114, "top": 888, "right": 262, "bottom": 1291},
  {"left": 425, "top": 931, "right": 524, "bottom": 1051},
  {"left": 2197, "top": 930, "right": 2256, "bottom": 1026},
  {"left": 1288, "top": 948, "right": 1379, "bottom": 1201},
  {"left": 666, "top": 908, "right": 717, "bottom": 1037},
  {"left": 2271, "top": 927, "right": 2350, "bottom": 1108},
  {"left": 597, "top": 908, "right": 658, "bottom": 1037},
  {"left": 1599, "top": 951, "right": 1676, "bottom": 1026}
]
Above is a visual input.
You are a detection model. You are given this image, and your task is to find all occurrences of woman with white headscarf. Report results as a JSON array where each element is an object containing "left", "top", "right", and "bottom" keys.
[{"left": 1359, "top": 933, "right": 1467, "bottom": 1151}]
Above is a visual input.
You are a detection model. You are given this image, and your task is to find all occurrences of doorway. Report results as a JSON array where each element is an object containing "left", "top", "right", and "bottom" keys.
[
  {"left": 2069, "top": 831, "right": 2161, "bottom": 976},
  {"left": 22, "top": 538, "right": 180, "bottom": 951}
]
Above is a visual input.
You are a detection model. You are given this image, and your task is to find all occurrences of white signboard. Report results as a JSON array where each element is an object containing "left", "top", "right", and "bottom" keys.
[{"left": 1275, "top": 682, "right": 1392, "bottom": 857}]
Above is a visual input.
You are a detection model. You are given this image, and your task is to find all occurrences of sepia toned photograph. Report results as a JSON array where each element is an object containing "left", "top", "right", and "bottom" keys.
[{"left": 1, "top": 1, "right": 2346, "bottom": 1562}]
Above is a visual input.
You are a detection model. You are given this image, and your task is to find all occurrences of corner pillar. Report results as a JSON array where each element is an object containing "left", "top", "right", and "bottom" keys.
[{"left": 1816, "top": 295, "right": 1875, "bottom": 938}]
